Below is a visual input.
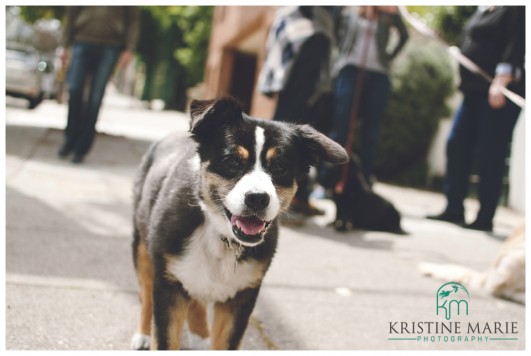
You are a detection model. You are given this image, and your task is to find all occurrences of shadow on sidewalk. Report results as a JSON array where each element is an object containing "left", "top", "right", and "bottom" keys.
[
  {"left": 283, "top": 220, "right": 397, "bottom": 251},
  {"left": 6, "top": 124, "right": 153, "bottom": 175}
]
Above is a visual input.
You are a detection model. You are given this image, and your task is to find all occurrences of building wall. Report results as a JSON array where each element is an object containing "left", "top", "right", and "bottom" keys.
[{"left": 204, "top": 6, "right": 277, "bottom": 118}]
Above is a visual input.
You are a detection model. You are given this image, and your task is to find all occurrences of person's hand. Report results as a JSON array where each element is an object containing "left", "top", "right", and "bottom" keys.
[
  {"left": 489, "top": 74, "right": 511, "bottom": 109},
  {"left": 117, "top": 50, "right": 134, "bottom": 70}
]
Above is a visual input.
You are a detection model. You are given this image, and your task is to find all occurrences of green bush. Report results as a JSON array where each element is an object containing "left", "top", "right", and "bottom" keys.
[{"left": 371, "top": 38, "right": 455, "bottom": 187}]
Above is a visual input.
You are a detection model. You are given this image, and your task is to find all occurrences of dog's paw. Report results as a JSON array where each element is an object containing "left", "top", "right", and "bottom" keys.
[
  {"left": 131, "top": 333, "right": 151, "bottom": 350},
  {"left": 188, "top": 333, "right": 211, "bottom": 350},
  {"left": 333, "top": 219, "right": 351, "bottom": 232}
]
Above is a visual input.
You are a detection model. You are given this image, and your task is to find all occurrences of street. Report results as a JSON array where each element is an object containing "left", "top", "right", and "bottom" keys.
[{"left": 5, "top": 89, "right": 526, "bottom": 350}]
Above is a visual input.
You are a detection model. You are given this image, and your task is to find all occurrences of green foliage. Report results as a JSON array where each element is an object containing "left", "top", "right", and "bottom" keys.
[
  {"left": 138, "top": 6, "right": 213, "bottom": 109},
  {"left": 432, "top": 6, "right": 476, "bottom": 46},
  {"left": 18, "top": 6, "right": 65, "bottom": 23},
  {"left": 407, "top": 6, "right": 476, "bottom": 46},
  {"left": 372, "top": 38, "right": 455, "bottom": 186}
]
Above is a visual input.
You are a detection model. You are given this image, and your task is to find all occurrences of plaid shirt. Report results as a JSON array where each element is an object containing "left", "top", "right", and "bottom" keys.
[{"left": 258, "top": 7, "right": 334, "bottom": 97}]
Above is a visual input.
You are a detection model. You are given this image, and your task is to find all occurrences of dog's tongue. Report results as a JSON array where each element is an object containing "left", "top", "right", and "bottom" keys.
[{"left": 231, "top": 215, "right": 266, "bottom": 236}]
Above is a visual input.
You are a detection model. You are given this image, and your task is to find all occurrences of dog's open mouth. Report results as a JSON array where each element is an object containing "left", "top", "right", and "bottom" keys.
[{"left": 224, "top": 208, "right": 271, "bottom": 243}]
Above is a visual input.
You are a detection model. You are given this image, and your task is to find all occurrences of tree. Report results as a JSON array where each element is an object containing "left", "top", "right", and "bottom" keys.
[{"left": 137, "top": 6, "right": 213, "bottom": 110}]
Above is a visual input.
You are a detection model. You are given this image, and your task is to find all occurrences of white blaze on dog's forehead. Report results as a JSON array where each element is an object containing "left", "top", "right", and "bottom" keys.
[
  {"left": 224, "top": 125, "right": 280, "bottom": 222},
  {"left": 254, "top": 126, "right": 265, "bottom": 167}
]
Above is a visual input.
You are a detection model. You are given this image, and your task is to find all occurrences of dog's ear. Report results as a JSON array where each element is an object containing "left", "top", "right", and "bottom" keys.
[
  {"left": 296, "top": 125, "right": 348, "bottom": 166},
  {"left": 189, "top": 97, "right": 244, "bottom": 140}
]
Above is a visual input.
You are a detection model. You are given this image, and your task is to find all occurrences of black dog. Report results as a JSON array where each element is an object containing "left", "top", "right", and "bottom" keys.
[
  {"left": 130, "top": 97, "right": 347, "bottom": 350},
  {"left": 326, "top": 154, "right": 405, "bottom": 234}
]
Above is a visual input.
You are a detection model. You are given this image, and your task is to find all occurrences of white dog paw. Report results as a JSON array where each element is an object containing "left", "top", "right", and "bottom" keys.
[
  {"left": 188, "top": 333, "right": 211, "bottom": 350},
  {"left": 131, "top": 333, "right": 151, "bottom": 350}
]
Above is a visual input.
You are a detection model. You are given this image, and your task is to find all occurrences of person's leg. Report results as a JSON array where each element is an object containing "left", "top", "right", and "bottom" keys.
[
  {"left": 316, "top": 65, "right": 358, "bottom": 190},
  {"left": 428, "top": 94, "right": 480, "bottom": 223},
  {"left": 273, "top": 34, "right": 330, "bottom": 123},
  {"left": 60, "top": 43, "right": 91, "bottom": 156},
  {"left": 358, "top": 71, "right": 391, "bottom": 182},
  {"left": 328, "top": 65, "right": 359, "bottom": 147},
  {"left": 73, "top": 45, "right": 121, "bottom": 160},
  {"left": 470, "top": 99, "right": 520, "bottom": 230}
]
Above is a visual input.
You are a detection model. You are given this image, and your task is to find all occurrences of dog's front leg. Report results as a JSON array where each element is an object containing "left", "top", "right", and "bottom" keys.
[
  {"left": 152, "top": 276, "right": 190, "bottom": 350},
  {"left": 211, "top": 287, "right": 260, "bottom": 350}
]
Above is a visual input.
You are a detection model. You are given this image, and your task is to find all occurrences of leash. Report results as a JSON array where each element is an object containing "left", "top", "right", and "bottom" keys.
[
  {"left": 398, "top": 6, "right": 525, "bottom": 109},
  {"left": 335, "top": 16, "right": 376, "bottom": 195}
]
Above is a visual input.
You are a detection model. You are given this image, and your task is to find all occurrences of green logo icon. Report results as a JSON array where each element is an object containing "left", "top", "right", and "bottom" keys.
[{"left": 436, "top": 282, "right": 470, "bottom": 320}]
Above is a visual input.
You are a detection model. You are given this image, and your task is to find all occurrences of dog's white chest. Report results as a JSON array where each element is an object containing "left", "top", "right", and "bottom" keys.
[{"left": 166, "top": 223, "right": 262, "bottom": 303}]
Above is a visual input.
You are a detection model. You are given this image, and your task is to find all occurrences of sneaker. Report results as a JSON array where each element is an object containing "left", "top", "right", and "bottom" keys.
[
  {"left": 427, "top": 210, "right": 465, "bottom": 225},
  {"left": 71, "top": 154, "right": 84, "bottom": 164},
  {"left": 462, "top": 220, "right": 493, "bottom": 232}
]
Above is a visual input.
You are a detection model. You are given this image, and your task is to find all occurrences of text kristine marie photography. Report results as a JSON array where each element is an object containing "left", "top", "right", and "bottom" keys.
[{"left": 387, "top": 282, "right": 520, "bottom": 344}]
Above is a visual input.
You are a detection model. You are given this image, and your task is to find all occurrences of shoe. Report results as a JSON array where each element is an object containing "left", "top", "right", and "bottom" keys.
[
  {"left": 58, "top": 145, "right": 72, "bottom": 159},
  {"left": 462, "top": 220, "right": 493, "bottom": 232},
  {"left": 427, "top": 210, "right": 465, "bottom": 225},
  {"left": 71, "top": 154, "right": 84, "bottom": 164},
  {"left": 291, "top": 198, "right": 325, "bottom": 216}
]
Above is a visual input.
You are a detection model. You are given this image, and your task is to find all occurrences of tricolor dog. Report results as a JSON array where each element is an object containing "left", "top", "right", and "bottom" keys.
[{"left": 131, "top": 97, "right": 348, "bottom": 350}]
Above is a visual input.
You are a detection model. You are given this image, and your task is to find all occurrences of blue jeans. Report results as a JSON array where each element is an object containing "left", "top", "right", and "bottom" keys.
[
  {"left": 64, "top": 42, "right": 121, "bottom": 156},
  {"left": 445, "top": 92, "right": 521, "bottom": 224},
  {"left": 329, "top": 65, "right": 391, "bottom": 182}
]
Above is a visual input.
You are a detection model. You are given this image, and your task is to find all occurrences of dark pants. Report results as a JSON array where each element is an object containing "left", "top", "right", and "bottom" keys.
[
  {"left": 273, "top": 34, "right": 330, "bottom": 202},
  {"left": 329, "top": 65, "right": 391, "bottom": 182},
  {"left": 64, "top": 42, "right": 121, "bottom": 156},
  {"left": 444, "top": 91, "right": 521, "bottom": 224}
]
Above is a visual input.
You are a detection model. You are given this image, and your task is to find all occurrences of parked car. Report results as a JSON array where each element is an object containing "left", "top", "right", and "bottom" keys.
[{"left": 6, "top": 41, "right": 50, "bottom": 109}]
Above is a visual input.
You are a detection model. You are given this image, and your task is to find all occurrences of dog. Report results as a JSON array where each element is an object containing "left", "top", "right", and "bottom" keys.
[
  {"left": 325, "top": 154, "right": 405, "bottom": 234},
  {"left": 419, "top": 224, "right": 525, "bottom": 304},
  {"left": 130, "top": 97, "right": 348, "bottom": 350}
]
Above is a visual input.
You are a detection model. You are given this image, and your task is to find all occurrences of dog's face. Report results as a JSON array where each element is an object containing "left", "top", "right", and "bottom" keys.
[{"left": 189, "top": 98, "right": 348, "bottom": 247}]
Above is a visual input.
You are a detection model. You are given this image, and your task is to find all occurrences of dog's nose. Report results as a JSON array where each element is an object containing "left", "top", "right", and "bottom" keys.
[{"left": 245, "top": 192, "right": 270, "bottom": 211}]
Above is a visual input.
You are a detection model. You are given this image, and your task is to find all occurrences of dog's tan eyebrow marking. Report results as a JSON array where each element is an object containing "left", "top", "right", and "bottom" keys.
[
  {"left": 266, "top": 147, "right": 277, "bottom": 162},
  {"left": 236, "top": 146, "right": 249, "bottom": 160}
]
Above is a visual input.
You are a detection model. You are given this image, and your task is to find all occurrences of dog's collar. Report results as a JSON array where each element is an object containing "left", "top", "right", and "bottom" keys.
[{"left": 220, "top": 236, "right": 244, "bottom": 267}]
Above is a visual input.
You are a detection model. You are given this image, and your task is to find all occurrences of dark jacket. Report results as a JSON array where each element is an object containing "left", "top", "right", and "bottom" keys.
[
  {"left": 459, "top": 6, "right": 525, "bottom": 96},
  {"left": 62, "top": 6, "right": 140, "bottom": 51}
]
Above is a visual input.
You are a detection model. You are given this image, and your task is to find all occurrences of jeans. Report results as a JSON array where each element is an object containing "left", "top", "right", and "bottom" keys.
[
  {"left": 329, "top": 65, "right": 391, "bottom": 182},
  {"left": 64, "top": 42, "right": 121, "bottom": 156},
  {"left": 445, "top": 91, "right": 521, "bottom": 224}
]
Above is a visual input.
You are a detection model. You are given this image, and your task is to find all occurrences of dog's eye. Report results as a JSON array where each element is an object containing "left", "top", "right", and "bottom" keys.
[
  {"left": 223, "top": 155, "right": 244, "bottom": 169},
  {"left": 269, "top": 161, "right": 288, "bottom": 176}
]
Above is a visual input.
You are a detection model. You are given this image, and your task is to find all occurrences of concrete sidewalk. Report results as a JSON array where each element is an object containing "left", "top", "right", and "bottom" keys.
[{"left": 5, "top": 90, "right": 526, "bottom": 350}]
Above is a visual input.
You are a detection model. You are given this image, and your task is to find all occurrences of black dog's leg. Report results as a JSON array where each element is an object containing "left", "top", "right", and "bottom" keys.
[
  {"left": 211, "top": 287, "right": 261, "bottom": 350},
  {"left": 333, "top": 192, "right": 350, "bottom": 232}
]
